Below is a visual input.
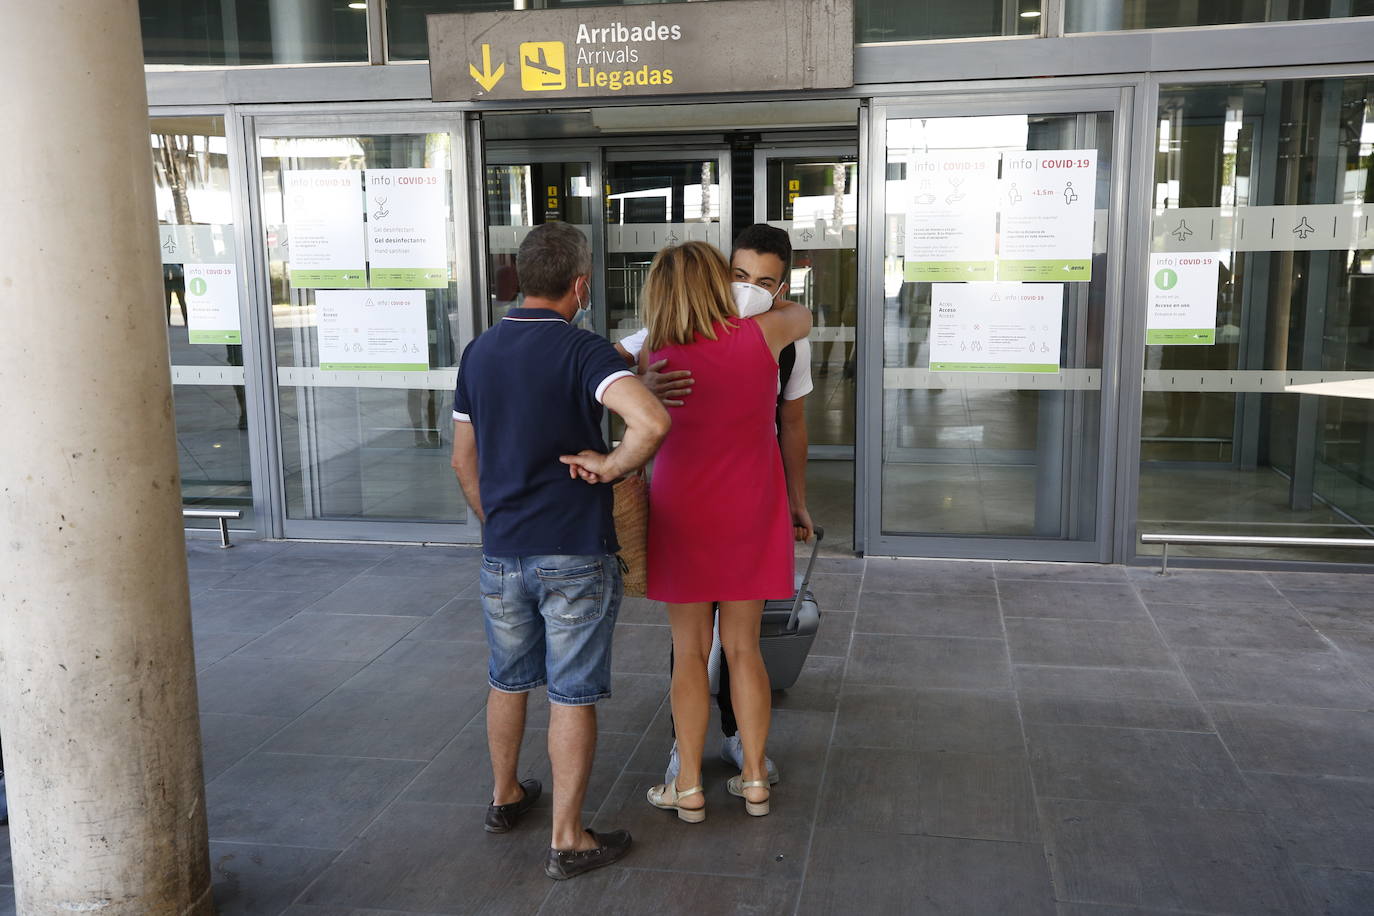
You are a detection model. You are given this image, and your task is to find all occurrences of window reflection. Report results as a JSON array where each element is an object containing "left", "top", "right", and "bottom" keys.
[
  {"left": 1142, "top": 78, "right": 1374, "bottom": 561},
  {"left": 152, "top": 116, "right": 254, "bottom": 528}
]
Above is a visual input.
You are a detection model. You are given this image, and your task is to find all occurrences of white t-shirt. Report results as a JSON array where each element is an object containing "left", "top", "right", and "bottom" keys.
[{"left": 619, "top": 327, "right": 813, "bottom": 401}]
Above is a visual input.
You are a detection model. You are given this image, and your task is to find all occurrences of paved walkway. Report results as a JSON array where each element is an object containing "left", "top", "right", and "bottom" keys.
[{"left": 1, "top": 539, "right": 1372, "bottom": 914}]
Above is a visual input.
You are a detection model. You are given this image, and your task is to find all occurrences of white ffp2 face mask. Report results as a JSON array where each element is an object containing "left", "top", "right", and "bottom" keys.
[{"left": 731, "top": 281, "right": 779, "bottom": 318}]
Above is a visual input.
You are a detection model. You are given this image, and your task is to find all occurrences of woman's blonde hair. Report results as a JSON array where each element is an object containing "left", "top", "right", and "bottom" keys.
[{"left": 643, "top": 241, "right": 738, "bottom": 351}]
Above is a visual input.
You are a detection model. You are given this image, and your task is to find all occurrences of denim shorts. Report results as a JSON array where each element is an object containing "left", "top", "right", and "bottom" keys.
[{"left": 479, "top": 554, "right": 622, "bottom": 706}]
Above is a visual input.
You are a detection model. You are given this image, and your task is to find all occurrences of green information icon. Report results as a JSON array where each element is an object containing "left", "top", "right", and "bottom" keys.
[
  {"left": 189, "top": 277, "right": 209, "bottom": 296},
  {"left": 1154, "top": 268, "right": 1179, "bottom": 291}
]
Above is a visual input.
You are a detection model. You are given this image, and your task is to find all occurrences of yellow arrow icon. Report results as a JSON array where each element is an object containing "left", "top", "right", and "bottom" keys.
[{"left": 469, "top": 44, "right": 505, "bottom": 92}]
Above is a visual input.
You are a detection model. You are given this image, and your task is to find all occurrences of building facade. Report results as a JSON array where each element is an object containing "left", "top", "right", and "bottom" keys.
[{"left": 146, "top": 0, "right": 1374, "bottom": 566}]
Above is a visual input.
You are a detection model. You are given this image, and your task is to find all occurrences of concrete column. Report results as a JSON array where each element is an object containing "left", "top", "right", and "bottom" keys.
[{"left": 0, "top": 3, "right": 214, "bottom": 914}]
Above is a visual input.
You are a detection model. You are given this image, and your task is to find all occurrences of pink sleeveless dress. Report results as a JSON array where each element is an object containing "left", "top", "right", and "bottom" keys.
[{"left": 646, "top": 318, "right": 794, "bottom": 603}]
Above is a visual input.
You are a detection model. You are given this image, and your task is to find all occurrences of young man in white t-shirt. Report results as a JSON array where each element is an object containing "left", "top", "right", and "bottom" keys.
[{"left": 615, "top": 224, "right": 814, "bottom": 786}]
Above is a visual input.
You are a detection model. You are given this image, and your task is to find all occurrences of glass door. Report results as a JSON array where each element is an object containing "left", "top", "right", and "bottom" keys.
[
  {"left": 251, "top": 117, "right": 479, "bottom": 541},
  {"left": 755, "top": 145, "right": 860, "bottom": 548},
  {"left": 482, "top": 148, "right": 603, "bottom": 331},
  {"left": 603, "top": 149, "right": 731, "bottom": 343},
  {"left": 864, "top": 90, "right": 1130, "bottom": 560}
]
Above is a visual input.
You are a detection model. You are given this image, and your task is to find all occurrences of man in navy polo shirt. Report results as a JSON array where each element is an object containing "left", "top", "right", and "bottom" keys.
[{"left": 451, "top": 221, "right": 669, "bottom": 881}]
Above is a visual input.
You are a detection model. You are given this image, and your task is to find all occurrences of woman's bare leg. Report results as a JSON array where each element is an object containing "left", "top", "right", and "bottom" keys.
[
  {"left": 718, "top": 599, "right": 770, "bottom": 804},
  {"left": 666, "top": 601, "right": 713, "bottom": 808}
]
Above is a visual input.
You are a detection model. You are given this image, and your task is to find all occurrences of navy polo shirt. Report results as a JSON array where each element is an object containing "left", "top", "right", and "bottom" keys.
[{"left": 453, "top": 308, "right": 634, "bottom": 557}]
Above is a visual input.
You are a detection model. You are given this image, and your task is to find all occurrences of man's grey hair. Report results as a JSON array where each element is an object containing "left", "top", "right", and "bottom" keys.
[{"left": 516, "top": 222, "right": 592, "bottom": 300}]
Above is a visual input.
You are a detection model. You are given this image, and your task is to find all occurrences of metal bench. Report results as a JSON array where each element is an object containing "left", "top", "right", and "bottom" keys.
[
  {"left": 182, "top": 508, "right": 244, "bottom": 549},
  {"left": 1140, "top": 532, "right": 1374, "bottom": 575}
]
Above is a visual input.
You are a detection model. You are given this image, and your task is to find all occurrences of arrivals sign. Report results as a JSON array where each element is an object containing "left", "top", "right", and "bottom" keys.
[{"left": 427, "top": 0, "right": 854, "bottom": 102}]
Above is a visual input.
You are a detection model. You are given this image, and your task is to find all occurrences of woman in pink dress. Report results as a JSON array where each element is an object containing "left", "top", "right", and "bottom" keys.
[{"left": 639, "top": 242, "right": 811, "bottom": 822}]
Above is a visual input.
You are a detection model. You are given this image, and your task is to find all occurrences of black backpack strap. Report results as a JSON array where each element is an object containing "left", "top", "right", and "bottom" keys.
[{"left": 775, "top": 342, "right": 797, "bottom": 430}]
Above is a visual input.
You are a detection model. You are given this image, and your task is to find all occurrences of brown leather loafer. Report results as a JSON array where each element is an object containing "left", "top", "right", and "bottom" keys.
[
  {"left": 484, "top": 779, "right": 541, "bottom": 834},
  {"left": 544, "top": 828, "right": 632, "bottom": 880}
]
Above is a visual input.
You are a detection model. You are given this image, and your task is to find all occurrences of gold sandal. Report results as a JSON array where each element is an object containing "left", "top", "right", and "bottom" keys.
[
  {"left": 727, "top": 776, "right": 771, "bottom": 817},
  {"left": 647, "top": 781, "right": 706, "bottom": 823}
]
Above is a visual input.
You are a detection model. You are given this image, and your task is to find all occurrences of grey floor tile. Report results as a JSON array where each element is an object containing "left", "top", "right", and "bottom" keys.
[
  {"left": 296, "top": 801, "right": 554, "bottom": 914},
  {"left": 846, "top": 633, "right": 1012, "bottom": 690},
  {"left": 598, "top": 674, "right": 670, "bottom": 736},
  {"left": 1296, "top": 865, "right": 1374, "bottom": 916},
  {"left": 365, "top": 551, "right": 481, "bottom": 588},
  {"left": 817, "top": 746, "right": 1038, "bottom": 842},
  {"left": 282, "top": 907, "right": 436, "bottom": 916},
  {"left": 995, "top": 562, "right": 1129, "bottom": 584},
  {"left": 1028, "top": 724, "right": 1255, "bottom": 810},
  {"left": 202, "top": 712, "right": 292, "bottom": 782},
  {"left": 1005, "top": 619, "right": 1174, "bottom": 670},
  {"left": 609, "top": 624, "right": 671, "bottom": 675},
  {"left": 863, "top": 558, "right": 997, "bottom": 596},
  {"left": 999, "top": 581, "right": 1149, "bottom": 622},
  {"left": 1055, "top": 905, "right": 1190, "bottom": 915},
  {"left": 1040, "top": 797, "right": 1310, "bottom": 914},
  {"left": 590, "top": 771, "right": 813, "bottom": 879},
  {"left": 304, "top": 575, "right": 464, "bottom": 618},
  {"left": 1282, "top": 589, "right": 1374, "bottom": 632},
  {"left": 1148, "top": 602, "right": 1329, "bottom": 651},
  {"left": 809, "top": 609, "right": 855, "bottom": 657},
  {"left": 771, "top": 654, "right": 846, "bottom": 713},
  {"left": 198, "top": 657, "right": 366, "bottom": 718},
  {"left": 1265, "top": 571, "right": 1374, "bottom": 593},
  {"left": 403, "top": 721, "right": 638, "bottom": 813},
  {"left": 1018, "top": 694, "right": 1212, "bottom": 732},
  {"left": 1127, "top": 567, "right": 1289, "bottom": 609},
  {"left": 279, "top": 542, "right": 402, "bottom": 562},
  {"left": 220, "top": 556, "right": 377, "bottom": 592},
  {"left": 834, "top": 683, "right": 1024, "bottom": 754},
  {"left": 186, "top": 538, "right": 291, "bottom": 570},
  {"left": 189, "top": 569, "right": 239, "bottom": 591},
  {"left": 194, "top": 588, "right": 332, "bottom": 635},
  {"left": 809, "top": 573, "right": 863, "bottom": 612},
  {"left": 1243, "top": 772, "right": 1374, "bottom": 871},
  {"left": 538, "top": 868, "right": 797, "bottom": 916},
  {"left": 811, "top": 557, "right": 865, "bottom": 576},
  {"left": 207, "top": 752, "right": 423, "bottom": 848},
  {"left": 614, "top": 596, "right": 667, "bottom": 625},
  {"left": 262, "top": 686, "right": 488, "bottom": 761},
  {"left": 209, "top": 840, "right": 339, "bottom": 916},
  {"left": 345, "top": 640, "right": 491, "bottom": 694},
  {"left": 404, "top": 598, "right": 487, "bottom": 644},
  {"left": 1176, "top": 647, "right": 1374, "bottom": 709},
  {"left": 1014, "top": 665, "right": 1197, "bottom": 703},
  {"left": 1209, "top": 703, "right": 1374, "bottom": 779},
  {"left": 856, "top": 590, "right": 1003, "bottom": 638},
  {"left": 1326, "top": 629, "right": 1374, "bottom": 687},
  {"left": 238, "top": 614, "right": 422, "bottom": 663},
  {"left": 195, "top": 630, "right": 258, "bottom": 671},
  {"left": 796, "top": 830, "right": 1055, "bottom": 916}
]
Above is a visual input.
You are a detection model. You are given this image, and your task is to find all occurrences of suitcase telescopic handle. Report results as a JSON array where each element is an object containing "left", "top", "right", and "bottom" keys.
[{"left": 787, "top": 526, "right": 825, "bottom": 632}]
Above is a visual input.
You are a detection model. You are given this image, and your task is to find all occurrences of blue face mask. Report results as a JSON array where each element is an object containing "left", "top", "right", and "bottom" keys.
[{"left": 572, "top": 281, "right": 591, "bottom": 327}]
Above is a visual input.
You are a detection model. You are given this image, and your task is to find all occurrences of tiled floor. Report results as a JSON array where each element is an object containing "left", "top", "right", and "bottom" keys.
[{"left": 1, "top": 540, "right": 1372, "bottom": 915}]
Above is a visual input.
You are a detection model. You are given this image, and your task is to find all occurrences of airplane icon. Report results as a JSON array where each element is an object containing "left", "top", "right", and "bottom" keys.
[
  {"left": 1292, "top": 216, "right": 1316, "bottom": 239},
  {"left": 524, "top": 47, "right": 558, "bottom": 75},
  {"left": 1171, "top": 219, "right": 1193, "bottom": 242},
  {"left": 519, "top": 42, "right": 566, "bottom": 91}
]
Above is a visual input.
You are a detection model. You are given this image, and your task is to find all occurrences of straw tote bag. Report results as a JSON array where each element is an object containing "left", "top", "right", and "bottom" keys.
[{"left": 612, "top": 472, "right": 649, "bottom": 597}]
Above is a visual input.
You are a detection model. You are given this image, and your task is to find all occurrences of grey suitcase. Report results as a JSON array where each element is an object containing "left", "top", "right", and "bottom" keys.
[{"left": 759, "top": 526, "right": 824, "bottom": 690}]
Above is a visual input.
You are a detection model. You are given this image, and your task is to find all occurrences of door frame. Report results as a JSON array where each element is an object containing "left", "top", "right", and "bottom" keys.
[
  {"left": 861, "top": 86, "right": 1137, "bottom": 561},
  {"left": 243, "top": 111, "right": 484, "bottom": 543}
]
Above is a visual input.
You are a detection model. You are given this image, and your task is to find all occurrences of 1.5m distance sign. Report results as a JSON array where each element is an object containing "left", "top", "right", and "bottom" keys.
[{"left": 428, "top": 0, "right": 853, "bottom": 102}]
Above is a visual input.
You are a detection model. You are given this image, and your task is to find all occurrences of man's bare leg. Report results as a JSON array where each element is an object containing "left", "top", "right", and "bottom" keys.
[
  {"left": 549, "top": 703, "right": 599, "bottom": 851},
  {"left": 488, "top": 687, "right": 528, "bottom": 805}
]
